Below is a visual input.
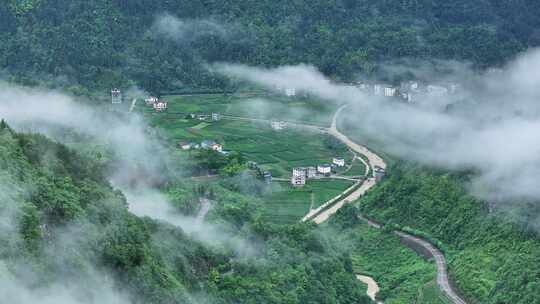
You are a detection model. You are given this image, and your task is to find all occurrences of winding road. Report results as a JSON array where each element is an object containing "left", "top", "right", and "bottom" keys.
[
  {"left": 149, "top": 100, "right": 467, "bottom": 304},
  {"left": 305, "top": 105, "right": 467, "bottom": 304}
]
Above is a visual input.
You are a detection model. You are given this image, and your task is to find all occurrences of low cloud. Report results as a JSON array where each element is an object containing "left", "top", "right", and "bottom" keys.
[
  {"left": 125, "top": 188, "right": 257, "bottom": 257},
  {"left": 212, "top": 48, "right": 540, "bottom": 205}
]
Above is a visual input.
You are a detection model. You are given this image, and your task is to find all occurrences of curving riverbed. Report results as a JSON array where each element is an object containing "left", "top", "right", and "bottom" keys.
[{"left": 356, "top": 274, "right": 383, "bottom": 303}]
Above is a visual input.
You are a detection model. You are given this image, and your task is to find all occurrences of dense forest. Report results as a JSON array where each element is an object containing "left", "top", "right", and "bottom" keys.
[
  {"left": 3, "top": 1, "right": 540, "bottom": 303},
  {"left": 357, "top": 162, "right": 540, "bottom": 304},
  {"left": 1, "top": 0, "right": 540, "bottom": 94},
  {"left": 0, "top": 123, "right": 371, "bottom": 304}
]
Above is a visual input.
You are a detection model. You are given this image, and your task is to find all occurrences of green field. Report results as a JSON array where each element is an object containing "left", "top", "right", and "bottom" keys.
[
  {"left": 260, "top": 180, "right": 355, "bottom": 224},
  {"left": 140, "top": 94, "right": 354, "bottom": 224},
  {"left": 141, "top": 93, "right": 339, "bottom": 127},
  {"left": 143, "top": 110, "right": 349, "bottom": 178},
  {"left": 343, "top": 158, "right": 367, "bottom": 177}
]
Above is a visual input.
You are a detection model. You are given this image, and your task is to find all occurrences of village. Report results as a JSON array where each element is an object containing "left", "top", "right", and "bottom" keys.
[{"left": 113, "top": 88, "right": 387, "bottom": 189}]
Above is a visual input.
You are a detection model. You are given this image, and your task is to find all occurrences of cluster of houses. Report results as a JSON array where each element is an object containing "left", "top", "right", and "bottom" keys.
[
  {"left": 271, "top": 120, "right": 287, "bottom": 131},
  {"left": 178, "top": 139, "right": 225, "bottom": 153},
  {"left": 272, "top": 86, "right": 312, "bottom": 98},
  {"left": 291, "top": 157, "right": 345, "bottom": 186},
  {"left": 145, "top": 96, "right": 168, "bottom": 112},
  {"left": 354, "top": 81, "right": 460, "bottom": 103}
]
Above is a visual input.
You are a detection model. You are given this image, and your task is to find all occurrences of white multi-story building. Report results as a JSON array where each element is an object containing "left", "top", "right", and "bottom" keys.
[
  {"left": 285, "top": 88, "right": 296, "bottom": 97},
  {"left": 333, "top": 157, "right": 345, "bottom": 167},
  {"left": 293, "top": 167, "right": 307, "bottom": 178},
  {"left": 291, "top": 168, "right": 307, "bottom": 186},
  {"left": 271, "top": 120, "right": 287, "bottom": 131},
  {"left": 145, "top": 97, "right": 158, "bottom": 105},
  {"left": 111, "top": 88, "right": 122, "bottom": 104},
  {"left": 306, "top": 167, "right": 317, "bottom": 179},
  {"left": 153, "top": 101, "right": 168, "bottom": 111},
  {"left": 384, "top": 87, "right": 397, "bottom": 97},
  {"left": 374, "top": 166, "right": 386, "bottom": 182},
  {"left": 291, "top": 174, "right": 306, "bottom": 186},
  {"left": 317, "top": 164, "right": 332, "bottom": 176}
]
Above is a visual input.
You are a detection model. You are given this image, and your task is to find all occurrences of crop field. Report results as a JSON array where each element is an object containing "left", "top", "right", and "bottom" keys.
[
  {"left": 144, "top": 114, "right": 349, "bottom": 177},
  {"left": 141, "top": 93, "right": 339, "bottom": 126},
  {"left": 260, "top": 179, "right": 355, "bottom": 224},
  {"left": 139, "top": 94, "right": 354, "bottom": 223},
  {"left": 342, "top": 159, "right": 367, "bottom": 177}
]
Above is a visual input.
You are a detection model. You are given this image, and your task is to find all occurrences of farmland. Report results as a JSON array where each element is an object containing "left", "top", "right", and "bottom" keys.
[
  {"left": 260, "top": 179, "right": 356, "bottom": 224},
  {"left": 138, "top": 93, "right": 357, "bottom": 223},
  {"left": 144, "top": 93, "right": 339, "bottom": 127}
]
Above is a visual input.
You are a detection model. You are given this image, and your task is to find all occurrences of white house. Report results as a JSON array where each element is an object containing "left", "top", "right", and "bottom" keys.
[
  {"left": 291, "top": 174, "right": 306, "bottom": 186},
  {"left": 293, "top": 167, "right": 307, "bottom": 178},
  {"left": 384, "top": 86, "right": 397, "bottom": 97},
  {"left": 306, "top": 167, "right": 317, "bottom": 179},
  {"left": 201, "top": 140, "right": 216, "bottom": 149},
  {"left": 317, "top": 164, "right": 332, "bottom": 176},
  {"left": 178, "top": 141, "right": 192, "bottom": 150},
  {"left": 201, "top": 140, "right": 223, "bottom": 152},
  {"left": 153, "top": 100, "right": 168, "bottom": 111},
  {"left": 263, "top": 171, "right": 272, "bottom": 184},
  {"left": 212, "top": 143, "right": 223, "bottom": 152},
  {"left": 285, "top": 88, "right": 296, "bottom": 97},
  {"left": 212, "top": 113, "right": 221, "bottom": 121},
  {"left": 145, "top": 97, "right": 158, "bottom": 105},
  {"left": 111, "top": 88, "right": 122, "bottom": 104},
  {"left": 271, "top": 120, "right": 287, "bottom": 131},
  {"left": 374, "top": 166, "right": 386, "bottom": 182},
  {"left": 333, "top": 157, "right": 345, "bottom": 167}
]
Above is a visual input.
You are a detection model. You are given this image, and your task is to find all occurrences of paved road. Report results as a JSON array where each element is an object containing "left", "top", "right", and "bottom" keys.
[
  {"left": 313, "top": 105, "right": 467, "bottom": 304},
  {"left": 394, "top": 231, "right": 467, "bottom": 304},
  {"left": 168, "top": 105, "right": 467, "bottom": 304}
]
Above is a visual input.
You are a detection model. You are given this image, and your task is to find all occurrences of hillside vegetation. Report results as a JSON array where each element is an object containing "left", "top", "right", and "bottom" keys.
[
  {"left": 0, "top": 122, "right": 372, "bottom": 304},
  {"left": 358, "top": 163, "right": 540, "bottom": 304},
  {"left": 1, "top": 0, "right": 540, "bottom": 93}
]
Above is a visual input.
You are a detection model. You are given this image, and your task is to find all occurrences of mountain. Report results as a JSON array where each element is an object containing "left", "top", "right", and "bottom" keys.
[
  {"left": 1, "top": 0, "right": 540, "bottom": 93},
  {"left": 0, "top": 122, "right": 370, "bottom": 303}
]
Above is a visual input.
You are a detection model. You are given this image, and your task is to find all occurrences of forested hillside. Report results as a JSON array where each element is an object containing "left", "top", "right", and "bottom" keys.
[
  {"left": 358, "top": 162, "right": 540, "bottom": 304},
  {"left": 0, "top": 122, "right": 371, "bottom": 304},
  {"left": 1, "top": 0, "right": 540, "bottom": 94}
]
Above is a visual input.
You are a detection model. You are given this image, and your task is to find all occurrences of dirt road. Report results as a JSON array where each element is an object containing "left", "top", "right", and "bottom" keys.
[{"left": 313, "top": 105, "right": 467, "bottom": 304}]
